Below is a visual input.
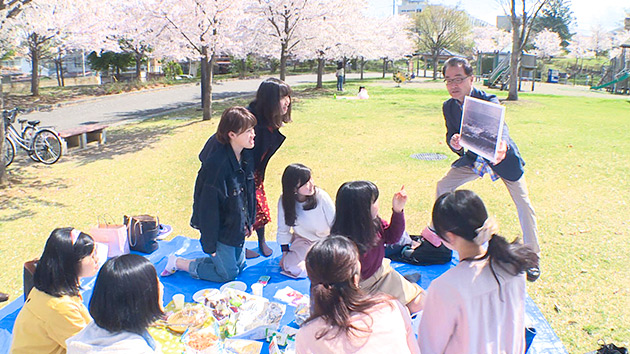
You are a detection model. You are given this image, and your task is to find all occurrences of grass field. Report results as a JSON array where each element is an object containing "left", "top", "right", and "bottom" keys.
[{"left": 1, "top": 78, "right": 628, "bottom": 353}]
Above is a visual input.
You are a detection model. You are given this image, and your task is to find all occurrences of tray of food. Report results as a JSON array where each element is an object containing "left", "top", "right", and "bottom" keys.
[{"left": 166, "top": 304, "right": 210, "bottom": 333}]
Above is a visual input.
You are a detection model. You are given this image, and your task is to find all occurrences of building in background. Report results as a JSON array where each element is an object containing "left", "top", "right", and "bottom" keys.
[{"left": 397, "top": 0, "right": 427, "bottom": 15}]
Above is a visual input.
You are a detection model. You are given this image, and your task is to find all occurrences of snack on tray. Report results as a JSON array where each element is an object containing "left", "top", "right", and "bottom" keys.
[
  {"left": 184, "top": 327, "right": 222, "bottom": 354},
  {"left": 167, "top": 305, "right": 209, "bottom": 333},
  {"left": 186, "top": 331, "right": 219, "bottom": 350},
  {"left": 223, "top": 339, "right": 263, "bottom": 354}
]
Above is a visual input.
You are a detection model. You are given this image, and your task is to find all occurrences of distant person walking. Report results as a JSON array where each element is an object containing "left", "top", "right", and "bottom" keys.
[
  {"left": 421, "top": 57, "right": 540, "bottom": 281},
  {"left": 336, "top": 63, "right": 345, "bottom": 91}
]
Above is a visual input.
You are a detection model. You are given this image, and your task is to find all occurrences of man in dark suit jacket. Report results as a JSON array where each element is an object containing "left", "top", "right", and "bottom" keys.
[{"left": 424, "top": 57, "right": 540, "bottom": 280}]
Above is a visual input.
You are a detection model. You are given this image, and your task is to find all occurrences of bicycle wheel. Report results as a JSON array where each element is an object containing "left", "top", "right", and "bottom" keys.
[
  {"left": 23, "top": 127, "right": 40, "bottom": 162},
  {"left": 3, "top": 137, "right": 15, "bottom": 167},
  {"left": 32, "top": 129, "right": 62, "bottom": 164},
  {"left": 22, "top": 126, "right": 36, "bottom": 141}
]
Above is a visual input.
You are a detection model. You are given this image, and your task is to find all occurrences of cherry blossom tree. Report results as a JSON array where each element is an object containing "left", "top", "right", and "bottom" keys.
[
  {"left": 107, "top": 3, "right": 154, "bottom": 80},
  {"left": 589, "top": 25, "right": 612, "bottom": 57},
  {"left": 8, "top": 0, "right": 91, "bottom": 95},
  {"left": 291, "top": 0, "right": 370, "bottom": 88},
  {"left": 472, "top": 26, "right": 512, "bottom": 53},
  {"left": 610, "top": 30, "right": 630, "bottom": 59},
  {"left": 151, "top": 0, "right": 246, "bottom": 120},
  {"left": 566, "top": 34, "right": 593, "bottom": 85},
  {"left": 377, "top": 14, "right": 415, "bottom": 77},
  {"left": 533, "top": 28, "right": 562, "bottom": 60},
  {"left": 247, "top": 0, "right": 328, "bottom": 81}
]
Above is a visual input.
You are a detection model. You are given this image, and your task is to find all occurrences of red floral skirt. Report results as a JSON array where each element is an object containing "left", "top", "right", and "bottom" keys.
[{"left": 252, "top": 171, "right": 271, "bottom": 230}]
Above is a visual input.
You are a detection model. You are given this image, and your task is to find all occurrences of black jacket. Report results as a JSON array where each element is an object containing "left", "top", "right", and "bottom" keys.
[
  {"left": 247, "top": 104, "right": 286, "bottom": 179},
  {"left": 191, "top": 136, "right": 256, "bottom": 254},
  {"left": 442, "top": 87, "right": 525, "bottom": 181}
]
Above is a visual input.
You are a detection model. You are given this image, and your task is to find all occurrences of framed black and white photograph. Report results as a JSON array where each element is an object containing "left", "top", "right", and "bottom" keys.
[{"left": 460, "top": 96, "right": 505, "bottom": 163}]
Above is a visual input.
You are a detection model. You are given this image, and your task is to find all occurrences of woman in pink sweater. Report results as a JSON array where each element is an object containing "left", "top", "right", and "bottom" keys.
[
  {"left": 296, "top": 235, "right": 419, "bottom": 354},
  {"left": 418, "top": 190, "right": 539, "bottom": 353}
]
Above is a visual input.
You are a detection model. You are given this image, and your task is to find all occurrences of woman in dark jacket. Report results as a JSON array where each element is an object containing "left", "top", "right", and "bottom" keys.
[{"left": 246, "top": 78, "right": 292, "bottom": 258}]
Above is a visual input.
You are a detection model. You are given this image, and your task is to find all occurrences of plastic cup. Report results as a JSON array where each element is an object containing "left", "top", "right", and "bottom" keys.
[
  {"left": 251, "top": 283, "right": 263, "bottom": 296},
  {"left": 172, "top": 293, "right": 185, "bottom": 310}
]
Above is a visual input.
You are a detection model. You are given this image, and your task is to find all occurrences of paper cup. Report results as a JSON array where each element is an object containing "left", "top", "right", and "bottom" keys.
[
  {"left": 251, "top": 283, "right": 263, "bottom": 296},
  {"left": 173, "top": 293, "right": 185, "bottom": 310}
]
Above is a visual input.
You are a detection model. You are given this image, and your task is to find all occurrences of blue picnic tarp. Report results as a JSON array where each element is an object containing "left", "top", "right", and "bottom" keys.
[{"left": 0, "top": 236, "right": 567, "bottom": 353}]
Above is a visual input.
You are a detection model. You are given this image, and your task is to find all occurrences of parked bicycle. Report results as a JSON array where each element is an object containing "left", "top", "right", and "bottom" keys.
[{"left": 3, "top": 108, "right": 63, "bottom": 167}]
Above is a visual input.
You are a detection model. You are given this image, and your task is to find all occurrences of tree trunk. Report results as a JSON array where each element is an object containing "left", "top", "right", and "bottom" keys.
[
  {"left": 280, "top": 42, "right": 288, "bottom": 82},
  {"left": 360, "top": 57, "right": 365, "bottom": 80},
  {"left": 316, "top": 58, "right": 324, "bottom": 89},
  {"left": 58, "top": 55, "right": 65, "bottom": 87},
  {"left": 432, "top": 54, "right": 439, "bottom": 80},
  {"left": 382, "top": 58, "right": 387, "bottom": 78},
  {"left": 135, "top": 52, "right": 142, "bottom": 81},
  {"left": 55, "top": 60, "right": 62, "bottom": 86},
  {"left": 342, "top": 57, "right": 347, "bottom": 84},
  {"left": 507, "top": 26, "right": 521, "bottom": 101},
  {"left": 240, "top": 58, "right": 246, "bottom": 79},
  {"left": 200, "top": 46, "right": 213, "bottom": 121},
  {"left": 31, "top": 43, "right": 40, "bottom": 96}
]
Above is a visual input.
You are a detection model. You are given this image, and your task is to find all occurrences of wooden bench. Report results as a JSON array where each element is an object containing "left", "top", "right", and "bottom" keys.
[{"left": 59, "top": 124, "right": 108, "bottom": 150}]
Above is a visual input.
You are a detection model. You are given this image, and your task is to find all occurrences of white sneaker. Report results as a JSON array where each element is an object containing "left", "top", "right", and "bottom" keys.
[{"left": 160, "top": 255, "right": 178, "bottom": 276}]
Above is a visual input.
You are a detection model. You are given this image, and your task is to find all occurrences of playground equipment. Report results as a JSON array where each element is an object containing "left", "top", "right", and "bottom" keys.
[
  {"left": 591, "top": 42, "right": 630, "bottom": 94},
  {"left": 479, "top": 52, "right": 537, "bottom": 91},
  {"left": 393, "top": 71, "right": 414, "bottom": 86}
]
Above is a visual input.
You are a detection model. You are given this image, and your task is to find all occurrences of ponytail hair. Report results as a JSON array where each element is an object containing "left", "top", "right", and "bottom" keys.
[
  {"left": 330, "top": 181, "right": 381, "bottom": 254},
  {"left": 304, "top": 235, "right": 391, "bottom": 339},
  {"left": 432, "top": 190, "right": 538, "bottom": 278},
  {"left": 281, "top": 163, "right": 317, "bottom": 226}
]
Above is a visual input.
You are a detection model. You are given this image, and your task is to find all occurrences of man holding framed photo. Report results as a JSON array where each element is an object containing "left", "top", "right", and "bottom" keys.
[{"left": 423, "top": 57, "right": 540, "bottom": 281}]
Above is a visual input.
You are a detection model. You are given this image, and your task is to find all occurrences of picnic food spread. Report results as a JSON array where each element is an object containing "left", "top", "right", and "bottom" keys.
[
  {"left": 166, "top": 305, "right": 209, "bottom": 333},
  {"left": 152, "top": 286, "right": 287, "bottom": 352}
]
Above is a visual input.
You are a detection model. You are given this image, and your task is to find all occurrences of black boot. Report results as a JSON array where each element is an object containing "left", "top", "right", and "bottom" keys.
[
  {"left": 256, "top": 227, "right": 273, "bottom": 257},
  {"left": 0, "top": 292, "right": 9, "bottom": 302}
]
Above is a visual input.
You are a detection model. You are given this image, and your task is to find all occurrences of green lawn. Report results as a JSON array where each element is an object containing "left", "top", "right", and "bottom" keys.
[{"left": 1, "top": 79, "right": 628, "bottom": 353}]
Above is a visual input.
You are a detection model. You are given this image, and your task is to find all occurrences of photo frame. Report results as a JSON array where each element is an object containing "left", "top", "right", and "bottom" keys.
[{"left": 460, "top": 96, "right": 505, "bottom": 163}]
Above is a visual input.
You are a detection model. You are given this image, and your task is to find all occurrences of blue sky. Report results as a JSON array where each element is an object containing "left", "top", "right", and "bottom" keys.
[{"left": 367, "top": 0, "right": 629, "bottom": 34}]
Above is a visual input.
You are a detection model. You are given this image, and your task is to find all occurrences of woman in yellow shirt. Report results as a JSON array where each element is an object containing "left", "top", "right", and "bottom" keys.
[{"left": 11, "top": 228, "right": 99, "bottom": 354}]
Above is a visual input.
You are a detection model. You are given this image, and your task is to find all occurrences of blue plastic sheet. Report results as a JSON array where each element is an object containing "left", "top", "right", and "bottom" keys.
[{"left": 0, "top": 236, "right": 567, "bottom": 353}]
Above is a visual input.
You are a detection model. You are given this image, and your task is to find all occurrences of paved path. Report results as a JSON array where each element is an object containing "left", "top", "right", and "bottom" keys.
[{"left": 21, "top": 72, "right": 382, "bottom": 132}]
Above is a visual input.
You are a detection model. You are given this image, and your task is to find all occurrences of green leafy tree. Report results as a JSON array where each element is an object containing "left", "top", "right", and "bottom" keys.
[
  {"left": 532, "top": 0, "right": 574, "bottom": 47},
  {"left": 87, "top": 51, "right": 135, "bottom": 80},
  {"left": 413, "top": 5, "right": 471, "bottom": 80},
  {"left": 163, "top": 60, "right": 182, "bottom": 79}
]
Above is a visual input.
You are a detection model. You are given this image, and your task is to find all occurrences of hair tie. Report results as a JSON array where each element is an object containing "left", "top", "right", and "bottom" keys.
[
  {"left": 474, "top": 217, "right": 498, "bottom": 245},
  {"left": 70, "top": 229, "right": 81, "bottom": 245}
]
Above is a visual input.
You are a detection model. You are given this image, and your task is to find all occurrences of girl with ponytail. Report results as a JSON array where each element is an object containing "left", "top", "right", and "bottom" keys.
[
  {"left": 296, "top": 235, "right": 419, "bottom": 354},
  {"left": 418, "top": 190, "right": 539, "bottom": 353}
]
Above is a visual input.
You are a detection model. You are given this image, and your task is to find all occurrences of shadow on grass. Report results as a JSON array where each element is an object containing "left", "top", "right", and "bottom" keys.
[
  {"left": 0, "top": 165, "right": 68, "bottom": 222},
  {"left": 66, "top": 122, "right": 199, "bottom": 167}
]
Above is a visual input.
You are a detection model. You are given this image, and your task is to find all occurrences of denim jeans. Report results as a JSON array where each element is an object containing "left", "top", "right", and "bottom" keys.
[
  {"left": 337, "top": 76, "right": 344, "bottom": 91},
  {"left": 189, "top": 241, "right": 245, "bottom": 282}
]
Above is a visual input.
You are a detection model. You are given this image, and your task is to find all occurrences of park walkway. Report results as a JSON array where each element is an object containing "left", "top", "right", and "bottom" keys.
[{"left": 20, "top": 72, "right": 382, "bottom": 131}]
